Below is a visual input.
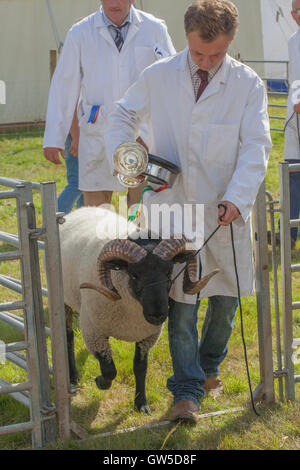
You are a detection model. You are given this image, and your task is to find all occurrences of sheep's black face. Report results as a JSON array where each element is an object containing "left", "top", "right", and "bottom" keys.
[{"left": 127, "top": 254, "right": 173, "bottom": 326}]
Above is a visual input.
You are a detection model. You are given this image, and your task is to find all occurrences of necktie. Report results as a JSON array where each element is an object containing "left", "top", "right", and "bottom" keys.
[
  {"left": 111, "top": 22, "right": 128, "bottom": 52},
  {"left": 196, "top": 69, "right": 209, "bottom": 101}
]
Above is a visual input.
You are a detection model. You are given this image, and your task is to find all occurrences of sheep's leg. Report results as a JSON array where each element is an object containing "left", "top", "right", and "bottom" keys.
[
  {"left": 65, "top": 304, "right": 78, "bottom": 385},
  {"left": 133, "top": 342, "right": 150, "bottom": 414},
  {"left": 94, "top": 347, "right": 117, "bottom": 390}
]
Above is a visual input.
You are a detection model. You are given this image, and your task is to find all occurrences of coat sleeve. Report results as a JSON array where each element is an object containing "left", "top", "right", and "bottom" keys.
[
  {"left": 43, "top": 29, "right": 81, "bottom": 149},
  {"left": 157, "top": 20, "right": 176, "bottom": 57},
  {"left": 222, "top": 77, "right": 272, "bottom": 223},
  {"left": 104, "top": 71, "right": 151, "bottom": 174},
  {"left": 137, "top": 20, "right": 175, "bottom": 146}
]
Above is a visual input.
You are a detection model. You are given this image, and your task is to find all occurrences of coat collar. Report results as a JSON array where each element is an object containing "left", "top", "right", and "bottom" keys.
[
  {"left": 94, "top": 6, "right": 143, "bottom": 51},
  {"left": 94, "top": 6, "right": 143, "bottom": 29},
  {"left": 177, "top": 48, "right": 231, "bottom": 103}
]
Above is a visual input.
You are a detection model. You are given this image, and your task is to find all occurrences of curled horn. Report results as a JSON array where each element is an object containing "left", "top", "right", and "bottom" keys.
[
  {"left": 183, "top": 264, "right": 221, "bottom": 295},
  {"left": 80, "top": 239, "right": 147, "bottom": 301},
  {"left": 153, "top": 236, "right": 220, "bottom": 295},
  {"left": 152, "top": 236, "right": 190, "bottom": 260}
]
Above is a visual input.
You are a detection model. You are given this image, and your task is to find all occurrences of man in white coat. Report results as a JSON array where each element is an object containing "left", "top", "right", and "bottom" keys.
[
  {"left": 43, "top": 0, "right": 175, "bottom": 207},
  {"left": 105, "top": 0, "right": 272, "bottom": 423},
  {"left": 282, "top": 0, "right": 300, "bottom": 247}
]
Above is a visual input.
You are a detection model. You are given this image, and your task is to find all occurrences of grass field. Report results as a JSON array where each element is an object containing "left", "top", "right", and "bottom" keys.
[{"left": 0, "top": 99, "right": 299, "bottom": 451}]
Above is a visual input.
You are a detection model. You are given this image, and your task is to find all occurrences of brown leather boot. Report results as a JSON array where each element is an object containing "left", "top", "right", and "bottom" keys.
[
  {"left": 203, "top": 376, "right": 223, "bottom": 399},
  {"left": 169, "top": 400, "right": 199, "bottom": 424}
]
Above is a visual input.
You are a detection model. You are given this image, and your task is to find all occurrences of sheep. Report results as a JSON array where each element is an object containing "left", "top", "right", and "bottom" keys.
[{"left": 59, "top": 206, "right": 219, "bottom": 413}]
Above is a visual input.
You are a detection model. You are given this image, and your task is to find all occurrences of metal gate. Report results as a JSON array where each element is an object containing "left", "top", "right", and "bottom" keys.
[
  {"left": 279, "top": 162, "right": 300, "bottom": 400},
  {"left": 0, "top": 178, "right": 71, "bottom": 448},
  {"left": 263, "top": 164, "right": 300, "bottom": 402}
]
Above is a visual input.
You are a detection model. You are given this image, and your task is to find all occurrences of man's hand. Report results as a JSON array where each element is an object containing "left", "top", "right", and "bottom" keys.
[
  {"left": 136, "top": 136, "right": 149, "bottom": 153},
  {"left": 69, "top": 132, "right": 79, "bottom": 157},
  {"left": 69, "top": 109, "right": 80, "bottom": 157},
  {"left": 43, "top": 147, "right": 65, "bottom": 165},
  {"left": 294, "top": 103, "right": 300, "bottom": 114},
  {"left": 218, "top": 201, "right": 240, "bottom": 226}
]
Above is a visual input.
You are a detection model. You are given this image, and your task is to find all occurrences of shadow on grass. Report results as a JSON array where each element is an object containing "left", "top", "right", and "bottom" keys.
[{"left": 155, "top": 403, "right": 283, "bottom": 450}]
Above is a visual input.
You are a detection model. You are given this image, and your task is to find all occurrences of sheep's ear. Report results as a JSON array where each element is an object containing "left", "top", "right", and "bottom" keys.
[
  {"left": 106, "top": 259, "right": 128, "bottom": 271},
  {"left": 172, "top": 252, "right": 195, "bottom": 265}
]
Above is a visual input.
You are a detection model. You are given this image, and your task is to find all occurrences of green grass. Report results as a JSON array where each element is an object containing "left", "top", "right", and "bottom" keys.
[{"left": 0, "top": 110, "right": 299, "bottom": 450}]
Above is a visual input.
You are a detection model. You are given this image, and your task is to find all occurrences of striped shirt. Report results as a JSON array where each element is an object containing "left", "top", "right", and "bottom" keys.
[
  {"left": 187, "top": 52, "right": 223, "bottom": 101},
  {"left": 102, "top": 8, "right": 132, "bottom": 43}
]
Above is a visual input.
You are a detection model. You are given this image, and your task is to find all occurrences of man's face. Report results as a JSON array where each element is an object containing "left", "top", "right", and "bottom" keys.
[
  {"left": 101, "top": 0, "right": 134, "bottom": 26},
  {"left": 187, "top": 31, "right": 233, "bottom": 71},
  {"left": 292, "top": 0, "right": 300, "bottom": 26}
]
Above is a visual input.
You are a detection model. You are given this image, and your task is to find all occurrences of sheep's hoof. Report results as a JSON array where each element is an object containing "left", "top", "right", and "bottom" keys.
[
  {"left": 70, "top": 375, "right": 78, "bottom": 386},
  {"left": 69, "top": 383, "right": 78, "bottom": 395},
  {"left": 135, "top": 403, "right": 150, "bottom": 414},
  {"left": 95, "top": 375, "right": 112, "bottom": 390}
]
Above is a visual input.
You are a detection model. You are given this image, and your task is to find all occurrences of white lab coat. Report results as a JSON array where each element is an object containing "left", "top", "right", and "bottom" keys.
[
  {"left": 43, "top": 6, "right": 175, "bottom": 191},
  {"left": 284, "top": 28, "right": 300, "bottom": 160},
  {"left": 105, "top": 49, "right": 272, "bottom": 304}
]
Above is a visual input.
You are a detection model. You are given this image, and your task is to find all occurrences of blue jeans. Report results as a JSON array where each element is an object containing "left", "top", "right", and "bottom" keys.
[
  {"left": 167, "top": 295, "right": 238, "bottom": 408},
  {"left": 57, "top": 133, "right": 84, "bottom": 214},
  {"left": 287, "top": 159, "right": 300, "bottom": 241}
]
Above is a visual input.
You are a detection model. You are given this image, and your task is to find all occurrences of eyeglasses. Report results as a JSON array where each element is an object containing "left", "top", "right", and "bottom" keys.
[{"left": 293, "top": 8, "right": 300, "bottom": 15}]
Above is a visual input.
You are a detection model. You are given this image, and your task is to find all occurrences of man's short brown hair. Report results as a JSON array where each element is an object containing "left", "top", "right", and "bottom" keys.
[{"left": 184, "top": 0, "right": 239, "bottom": 42}]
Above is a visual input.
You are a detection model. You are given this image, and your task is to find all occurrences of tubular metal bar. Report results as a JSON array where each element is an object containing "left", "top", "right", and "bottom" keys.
[
  {"left": 291, "top": 264, "right": 300, "bottom": 272},
  {"left": 266, "top": 191, "right": 284, "bottom": 401},
  {"left": 5, "top": 351, "right": 54, "bottom": 375},
  {"left": 6, "top": 352, "right": 28, "bottom": 371},
  {"left": 268, "top": 91, "right": 288, "bottom": 96},
  {"left": 252, "top": 182, "right": 275, "bottom": 404},
  {"left": 5, "top": 341, "right": 27, "bottom": 352},
  {"left": 0, "top": 275, "right": 25, "bottom": 294},
  {"left": 0, "top": 274, "right": 48, "bottom": 298},
  {"left": 0, "top": 251, "right": 22, "bottom": 261},
  {"left": 40, "top": 182, "right": 71, "bottom": 441},
  {"left": 0, "top": 311, "right": 25, "bottom": 331},
  {"left": 0, "top": 230, "right": 45, "bottom": 251},
  {"left": 0, "top": 190, "right": 19, "bottom": 200},
  {"left": 279, "top": 162, "right": 295, "bottom": 401},
  {"left": 0, "top": 422, "right": 33, "bottom": 437},
  {"left": 0, "top": 301, "right": 25, "bottom": 312},
  {"left": 290, "top": 219, "right": 300, "bottom": 227},
  {"left": 0, "top": 381, "right": 31, "bottom": 395},
  {"left": 0, "top": 311, "right": 51, "bottom": 336},
  {"left": 269, "top": 116, "right": 285, "bottom": 120},
  {"left": 0, "top": 177, "right": 41, "bottom": 191},
  {"left": 288, "top": 164, "right": 300, "bottom": 173},
  {"left": 0, "top": 379, "right": 30, "bottom": 408},
  {"left": 268, "top": 104, "right": 287, "bottom": 108},
  {"left": 0, "top": 230, "right": 20, "bottom": 247}
]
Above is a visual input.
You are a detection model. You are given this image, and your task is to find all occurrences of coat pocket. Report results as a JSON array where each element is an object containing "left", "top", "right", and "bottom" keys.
[
  {"left": 78, "top": 102, "right": 106, "bottom": 136},
  {"left": 204, "top": 123, "right": 240, "bottom": 166},
  {"left": 201, "top": 124, "right": 240, "bottom": 196}
]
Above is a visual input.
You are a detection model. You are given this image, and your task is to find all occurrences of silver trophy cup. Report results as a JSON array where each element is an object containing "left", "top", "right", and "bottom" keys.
[{"left": 113, "top": 142, "right": 180, "bottom": 188}]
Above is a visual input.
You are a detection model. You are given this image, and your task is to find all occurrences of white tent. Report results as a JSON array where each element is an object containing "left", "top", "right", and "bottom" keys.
[
  {"left": 260, "top": 0, "right": 297, "bottom": 83},
  {"left": 0, "top": 0, "right": 298, "bottom": 126},
  {"left": 136, "top": 0, "right": 297, "bottom": 83}
]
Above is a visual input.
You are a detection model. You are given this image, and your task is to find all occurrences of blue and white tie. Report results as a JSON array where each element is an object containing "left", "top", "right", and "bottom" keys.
[{"left": 111, "top": 22, "right": 128, "bottom": 52}]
